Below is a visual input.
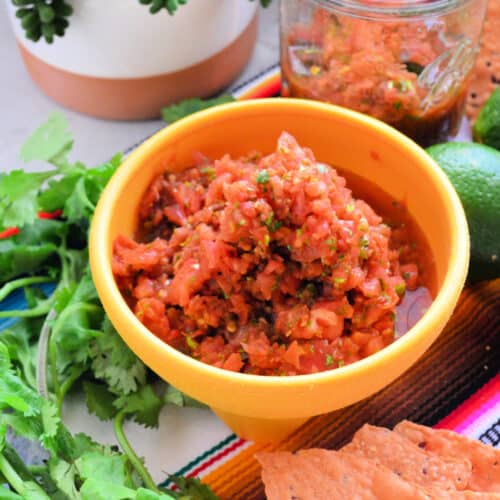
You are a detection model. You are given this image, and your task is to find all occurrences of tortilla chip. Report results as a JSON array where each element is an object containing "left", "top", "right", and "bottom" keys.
[
  {"left": 257, "top": 449, "right": 434, "bottom": 500},
  {"left": 466, "top": 0, "right": 500, "bottom": 121},
  {"left": 463, "top": 494, "right": 500, "bottom": 499},
  {"left": 395, "top": 421, "right": 500, "bottom": 493},
  {"left": 257, "top": 449, "right": 498, "bottom": 500},
  {"left": 343, "top": 424, "right": 472, "bottom": 491}
]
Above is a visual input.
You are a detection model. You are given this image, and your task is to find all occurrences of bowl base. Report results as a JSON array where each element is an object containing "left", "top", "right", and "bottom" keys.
[{"left": 212, "top": 408, "right": 309, "bottom": 444}]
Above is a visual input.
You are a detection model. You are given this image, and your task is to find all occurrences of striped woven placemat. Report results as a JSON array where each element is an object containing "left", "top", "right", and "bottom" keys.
[{"left": 168, "top": 278, "right": 499, "bottom": 499}]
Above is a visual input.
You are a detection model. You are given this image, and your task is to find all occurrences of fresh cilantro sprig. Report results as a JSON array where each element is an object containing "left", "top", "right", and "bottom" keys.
[
  {"left": 0, "top": 344, "right": 181, "bottom": 499},
  {"left": 0, "top": 112, "right": 120, "bottom": 230},
  {"left": 0, "top": 113, "right": 216, "bottom": 499},
  {"left": 162, "top": 95, "right": 235, "bottom": 123}
]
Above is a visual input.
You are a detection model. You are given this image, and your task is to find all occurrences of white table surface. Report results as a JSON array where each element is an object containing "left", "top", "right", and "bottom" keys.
[{"left": 0, "top": 2, "right": 280, "bottom": 172}]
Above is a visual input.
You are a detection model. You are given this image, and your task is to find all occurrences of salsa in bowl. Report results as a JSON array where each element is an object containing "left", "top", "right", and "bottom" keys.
[
  {"left": 112, "top": 132, "right": 435, "bottom": 376},
  {"left": 89, "top": 99, "right": 469, "bottom": 442}
]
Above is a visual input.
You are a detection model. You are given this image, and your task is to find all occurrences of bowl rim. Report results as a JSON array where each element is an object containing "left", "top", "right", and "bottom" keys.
[{"left": 90, "top": 97, "right": 470, "bottom": 389}]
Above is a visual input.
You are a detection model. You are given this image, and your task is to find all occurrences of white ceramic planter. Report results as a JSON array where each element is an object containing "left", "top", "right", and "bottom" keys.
[{"left": 6, "top": 0, "right": 258, "bottom": 119}]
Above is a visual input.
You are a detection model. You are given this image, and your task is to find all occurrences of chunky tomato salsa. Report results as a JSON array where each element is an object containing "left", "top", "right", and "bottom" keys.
[
  {"left": 112, "top": 133, "right": 433, "bottom": 375},
  {"left": 281, "top": 10, "right": 470, "bottom": 146}
]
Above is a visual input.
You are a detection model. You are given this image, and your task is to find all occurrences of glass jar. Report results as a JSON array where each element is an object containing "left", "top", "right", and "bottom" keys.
[{"left": 280, "top": 0, "right": 488, "bottom": 146}]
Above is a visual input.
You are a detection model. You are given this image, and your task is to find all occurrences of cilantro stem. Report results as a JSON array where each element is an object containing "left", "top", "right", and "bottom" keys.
[
  {"left": 3, "top": 445, "right": 38, "bottom": 484},
  {"left": 36, "top": 308, "right": 57, "bottom": 400},
  {"left": 0, "top": 454, "right": 25, "bottom": 496},
  {"left": 0, "top": 453, "right": 50, "bottom": 499},
  {"left": 113, "top": 410, "right": 160, "bottom": 493},
  {"left": 27, "top": 465, "right": 47, "bottom": 475},
  {"left": 0, "top": 276, "right": 52, "bottom": 303},
  {"left": 49, "top": 337, "right": 61, "bottom": 406},
  {"left": 0, "top": 299, "right": 53, "bottom": 318}
]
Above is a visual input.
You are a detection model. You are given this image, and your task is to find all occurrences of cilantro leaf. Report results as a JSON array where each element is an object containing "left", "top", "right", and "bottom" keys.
[
  {"left": 47, "top": 459, "right": 79, "bottom": 498},
  {"left": 20, "top": 112, "right": 73, "bottom": 166},
  {"left": 1, "top": 413, "right": 42, "bottom": 443},
  {"left": 1, "top": 114, "right": 120, "bottom": 230},
  {"left": 1, "top": 318, "right": 42, "bottom": 389},
  {"left": 40, "top": 400, "right": 60, "bottom": 448},
  {"left": 79, "top": 479, "right": 136, "bottom": 500},
  {"left": 137, "top": 489, "right": 176, "bottom": 500},
  {"left": 168, "top": 476, "right": 219, "bottom": 500},
  {"left": 0, "top": 170, "right": 53, "bottom": 227},
  {"left": 162, "top": 95, "right": 235, "bottom": 123},
  {"left": 37, "top": 174, "right": 81, "bottom": 213},
  {"left": 90, "top": 317, "right": 147, "bottom": 396},
  {"left": 0, "top": 343, "right": 74, "bottom": 461},
  {"left": 164, "top": 385, "right": 205, "bottom": 409},
  {"left": 76, "top": 451, "right": 130, "bottom": 486},
  {"left": 83, "top": 381, "right": 118, "bottom": 421},
  {"left": 63, "top": 154, "right": 121, "bottom": 223},
  {"left": 114, "top": 385, "right": 163, "bottom": 428},
  {"left": 71, "top": 432, "right": 102, "bottom": 458},
  {"left": 63, "top": 177, "right": 96, "bottom": 223},
  {"left": 0, "top": 239, "right": 56, "bottom": 284},
  {"left": 0, "top": 219, "right": 65, "bottom": 283},
  {"left": 0, "top": 345, "right": 42, "bottom": 416},
  {"left": 51, "top": 270, "right": 104, "bottom": 372},
  {"left": 84, "top": 154, "right": 122, "bottom": 205}
]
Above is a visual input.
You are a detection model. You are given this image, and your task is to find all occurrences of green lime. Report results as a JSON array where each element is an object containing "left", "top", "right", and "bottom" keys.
[
  {"left": 426, "top": 142, "right": 500, "bottom": 283},
  {"left": 473, "top": 87, "right": 500, "bottom": 150}
]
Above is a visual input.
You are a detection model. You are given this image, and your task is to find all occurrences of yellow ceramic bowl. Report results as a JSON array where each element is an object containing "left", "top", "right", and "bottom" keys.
[{"left": 90, "top": 99, "right": 469, "bottom": 443}]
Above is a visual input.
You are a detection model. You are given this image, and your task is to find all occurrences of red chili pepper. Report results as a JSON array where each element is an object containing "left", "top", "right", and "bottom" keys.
[
  {"left": 0, "top": 210, "right": 62, "bottom": 239},
  {"left": 0, "top": 227, "right": 20, "bottom": 239},
  {"left": 38, "top": 209, "right": 62, "bottom": 219}
]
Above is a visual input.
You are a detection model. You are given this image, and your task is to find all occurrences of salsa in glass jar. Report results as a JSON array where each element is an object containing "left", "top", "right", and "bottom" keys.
[{"left": 280, "top": 0, "right": 487, "bottom": 146}]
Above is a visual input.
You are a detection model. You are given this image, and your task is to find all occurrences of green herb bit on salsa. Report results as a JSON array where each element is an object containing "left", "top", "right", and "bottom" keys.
[{"left": 113, "top": 132, "right": 432, "bottom": 376}]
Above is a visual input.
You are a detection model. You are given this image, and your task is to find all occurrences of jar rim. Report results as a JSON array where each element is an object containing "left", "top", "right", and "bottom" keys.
[{"left": 314, "top": 0, "right": 472, "bottom": 18}]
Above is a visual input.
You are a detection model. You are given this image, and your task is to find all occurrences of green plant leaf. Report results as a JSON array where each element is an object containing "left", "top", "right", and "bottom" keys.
[
  {"left": 90, "top": 318, "right": 147, "bottom": 396},
  {"left": 162, "top": 95, "right": 235, "bottom": 123},
  {"left": 76, "top": 451, "right": 129, "bottom": 486},
  {"left": 37, "top": 174, "right": 80, "bottom": 212},
  {"left": 0, "top": 318, "right": 42, "bottom": 389},
  {"left": 114, "top": 385, "right": 163, "bottom": 428},
  {"left": 168, "top": 476, "right": 219, "bottom": 500},
  {"left": 1, "top": 413, "right": 42, "bottom": 443},
  {"left": 47, "top": 459, "right": 79, "bottom": 498},
  {"left": 20, "top": 112, "right": 72, "bottom": 165},
  {"left": 163, "top": 385, "right": 205, "bottom": 409},
  {"left": 80, "top": 478, "right": 135, "bottom": 500},
  {"left": 63, "top": 154, "right": 121, "bottom": 223},
  {"left": 40, "top": 400, "right": 60, "bottom": 446},
  {"left": 0, "top": 364, "right": 42, "bottom": 415},
  {"left": 0, "top": 170, "right": 53, "bottom": 227},
  {"left": 83, "top": 381, "right": 118, "bottom": 421},
  {"left": 136, "top": 489, "right": 175, "bottom": 500},
  {"left": 0, "top": 219, "right": 65, "bottom": 283},
  {"left": 51, "top": 270, "right": 104, "bottom": 372}
]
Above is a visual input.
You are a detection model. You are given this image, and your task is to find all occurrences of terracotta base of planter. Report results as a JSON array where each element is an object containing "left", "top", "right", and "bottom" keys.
[{"left": 18, "top": 14, "right": 257, "bottom": 120}]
